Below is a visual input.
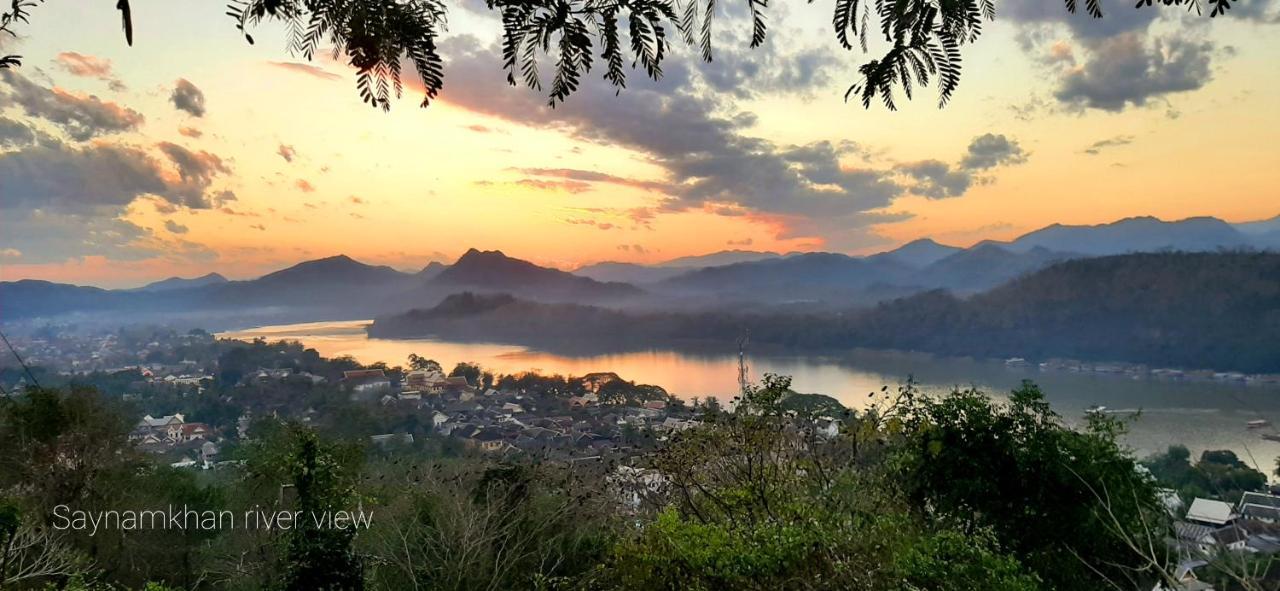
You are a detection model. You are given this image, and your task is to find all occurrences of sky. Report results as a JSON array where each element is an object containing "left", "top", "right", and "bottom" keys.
[{"left": 0, "top": 0, "right": 1278, "bottom": 287}]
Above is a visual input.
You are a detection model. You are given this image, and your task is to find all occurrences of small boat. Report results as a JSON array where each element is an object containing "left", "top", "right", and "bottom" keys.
[
  {"left": 1248, "top": 420, "right": 1272, "bottom": 429},
  {"left": 1085, "top": 405, "right": 1107, "bottom": 416}
]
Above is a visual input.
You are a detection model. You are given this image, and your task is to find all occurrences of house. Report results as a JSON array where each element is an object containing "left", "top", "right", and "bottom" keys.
[
  {"left": 1186, "top": 498, "right": 1235, "bottom": 526},
  {"left": 1238, "top": 492, "right": 1280, "bottom": 523},
  {"left": 568, "top": 396, "right": 591, "bottom": 408},
  {"left": 178, "top": 422, "right": 211, "bottom": 442},
  {"left": 344, "top": 369, "right": 387, "bottom": 381},
  {"left": 431, "top": 411, "right": 449, "bottom": 428},
  {"left": 643, "top": 400, "right": 667, "bottom": 410},
  {"left": 399, "top": 390, "right": 422, "bottom": 402},
  {"left": 1212, "top": 525, "right": 1249, "bottom": 551},
  {"left": 200, "top": 441, "right": 220, "bottom": 465},
  {"left": 1174, "top": 522, "right": 1218, "bottom": 555},
  {"left": 1152, "top": 560, "right": 1215, "bottom": 591},
  {"left": 405, "top": 368, "right": 445, "bottom": 389},
  {"left": 131, "top": 414, "right": 186, "bottom": 442}
]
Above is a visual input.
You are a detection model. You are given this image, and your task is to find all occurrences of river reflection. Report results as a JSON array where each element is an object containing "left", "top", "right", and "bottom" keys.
[{"left": 220, "top": 320, "right": 1280, "bottom": 471}]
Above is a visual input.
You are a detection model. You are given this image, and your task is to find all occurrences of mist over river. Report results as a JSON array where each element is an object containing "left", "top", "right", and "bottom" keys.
[{"left": 220, "top": 319, "right": 1280, "bottom": 473}]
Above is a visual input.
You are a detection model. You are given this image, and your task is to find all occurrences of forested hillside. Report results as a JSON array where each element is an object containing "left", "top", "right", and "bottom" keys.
[{"left": 373, "top": 252, "right": 1280, "bottom": 373}]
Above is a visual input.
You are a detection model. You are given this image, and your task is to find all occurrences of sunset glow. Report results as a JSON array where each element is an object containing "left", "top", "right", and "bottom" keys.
[{"left": 2, "top": 0, "right": 1277, "bottom": 287}]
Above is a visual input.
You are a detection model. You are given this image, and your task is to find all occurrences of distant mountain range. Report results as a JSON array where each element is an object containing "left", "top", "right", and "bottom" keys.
[
  {"left": 135, "top": 272, "right": 228, "bottom": 292},
  {"left": 371, "top": 251, "right": 1280, "bottom": 373},
  {"left": 1, "top": 214, "right": 1276, "bottom": 324},
  {"left": 0, "top": 249, "right": 643, "bottom": 322}
]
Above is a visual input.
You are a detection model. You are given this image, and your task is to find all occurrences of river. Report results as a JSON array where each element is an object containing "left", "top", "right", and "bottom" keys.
[{"left": 220, "top": 319, "right": 1280, "bottom": 472}]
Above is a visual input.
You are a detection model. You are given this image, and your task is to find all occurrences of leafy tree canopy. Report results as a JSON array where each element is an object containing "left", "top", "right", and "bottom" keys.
[{"left": 0, "top": 0, "right": 1247, "bottom": 110}]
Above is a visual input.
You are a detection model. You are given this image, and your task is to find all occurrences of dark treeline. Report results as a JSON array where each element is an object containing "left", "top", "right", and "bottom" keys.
[{"left": 371, "top": 252, "right": 1280, "bottom": 373}]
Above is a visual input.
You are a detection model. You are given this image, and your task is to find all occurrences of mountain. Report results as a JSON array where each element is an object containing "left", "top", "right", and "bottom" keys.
[
  {"left": 1001, "top": 216, "right": 1252, "bottom": 255},
  {"left": 374, "top": 252, "right": 1280, "bottom": 373},
  {"left": 249, "top": 255, "right": 410, "bottom": 287},
  {"left": 136, "top": 272, "right": 228, "bottom": 292},
  {"left": 850, "top": 251, "right": 1280, "bottom": 373},
  {"left": 573, "top": 250, "right": 785, "bottom": 284},
  {"left": 0, "top": 255, "right": 420, "bottom": 321},
  {"left": 0, "top": 280, "right": 120, "bottom": 319},
  {"left": 872, "top": 238, "right": 961, "bottom": 268},
  {"left": 572, "top": 262, "right": 687, "bottom": 284},
  {"left": 660, "top": 250, "right": 911, "bottom": 295},
  {"left": 657, "top": 250, "right": 783, "bottom": 268},
  {"left": 406, "top": 248, "right": 644, "bottom": 305},
  {"left": 417, "top": 261, "right": 447, "bottom": 280},
  {"left": 921, "top": 245, "right": 1074, "bottom": 292}
]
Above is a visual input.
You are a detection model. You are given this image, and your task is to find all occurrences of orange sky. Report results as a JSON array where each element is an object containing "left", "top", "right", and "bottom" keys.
[{"left": 1, "top": 0, "right": 1277, "bottom": 287}]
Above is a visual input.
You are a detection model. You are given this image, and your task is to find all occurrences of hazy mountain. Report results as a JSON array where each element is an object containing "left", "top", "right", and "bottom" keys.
[
  {"left": 573, "top": 250, "right": 784, "bottom": 284},
  {"left": 249, "top": 255, "right": 410, "bottom": 287},
  {"left": 657, "top": 250, "right": 783, "bottom": 268},
  {"left": 136, "top": 272, "right": 228, "bottom": 292},
  {"left": 855, "top": 251, "right": 1280, "bottom": 373},
  {"left": 1236, "top": 215, "right": 1280, "bottom": 250},
  {"left": 1234, "top": 214, "right": 1280, "bottom": 236},
  {"left": 572, "top": 262, "right": 687, "bottom": 284},
  {"left": 872, "top": 238, "right": 962, "bottom": 268},
  {"left": 417, "top": 261, "right": 448, "bottom": 280},
  {"left": 400, "top": 248, "right": 645, "bottom": 305},
  {"left": 657, "top": 252, "right": 920, "bottom": 304},
  {"left": 0, "top": 280, "right": 120, "bottom": 319},
  {"left": 0, "top": 254, "right": 420, "bottom": 320},
  {"left": 375, "top": 252, "right": 1280, "bottom": 373},
  {"left": 1000, "top": 216, "right": 1252, "bottom": 255},
  {"left": 920, "top": 245, "right": 1075, "bottom": 292}
]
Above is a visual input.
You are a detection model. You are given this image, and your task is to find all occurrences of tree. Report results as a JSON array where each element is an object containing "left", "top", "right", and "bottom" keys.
[
  {"left": 1, "top": 0, "right": 1246, "bottom": 110},
  {"left": 896, "top": 381, "right": 1162, "bottom": 591},
  {"left": 405, "top": 354, "right": 441, "bottom": 373},
  {"left": 238, "top": 422, "right": 365, "bottom": 590},
  {"left": 448, "top": 362, "right": 482, "bottom": 386}
]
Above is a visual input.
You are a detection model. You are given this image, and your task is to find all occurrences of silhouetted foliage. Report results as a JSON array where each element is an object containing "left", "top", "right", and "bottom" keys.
[{"left": 0, "top": 0, "right": 1249, "bottom": 109}]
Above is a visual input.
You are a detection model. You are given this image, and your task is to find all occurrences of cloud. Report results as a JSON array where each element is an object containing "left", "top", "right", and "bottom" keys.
[
  {"left": 429, "top": 36, "right": 1024, "bottom": 250},
  {"left": 565, "top": 218, "right": 616, "bottom": 230},
  {"left": 1, "top": 70, "right": 144, "bottom": 140},
  {"left": 0, "top": 141, "right": 230, "bottom": 213},
  {"left": 54, "top": 51, "right": 126, "bottom": 90},
  {"left": 617, "top": 243, "right": 649, "bottom": 254},
  {"left": 898, "top": 133, "right": 1028, "bottom": 198},
  {"left": 277, "top": 144, "right": 297, "bottom": 162},
  {"left": 0, "top": 210, "right": 155, "bottom": 263},
  {"left": 295, "top": 179, "right": 315, "bottom": 192},
  {"left": 513, "top": 168, "right": 668, "bottom": 193},
  {"left": 1055, "top": 32, "right": 1213, "bottom": 111},
  {"left": 267, "top": 61, "right": 343, "bottom": 81},
  {"left": 897, "top": 160, "right": 974, "bottom": 199},
  {"left": 348, "top": 195, "right": 365, "bottom": 204},
  {"left": 170, "top": 78, "right": 206, "bottom": 117},
  {"left": 178, "top": 126, "right": 203, "bottom": 138},
  {"left": 727, "top": 238, "right": 754, "bottom": 246},
  {"left": 164, "top": 220, "right": 189, "bottom": 234},
  {"left": 1005, "top": 0, "right": 1219, "bottom": 112},
  {"left": 0, "top": 248, "right": 20, "bottom": 259},
  {"left": 0, "top": 116, "right": 36, "bottom": 148},
  {"left": 156, "top": 142, "right": 231, "bottom": 197},
  {"left": 1082, "top": 135, "right": 1134, "bottom": 155},
  {"left": 961, "top": 134, "right": 1028, "bottom": 170},
  {"left": 466, "top": 124, "right": 495, "bottom": 133}
]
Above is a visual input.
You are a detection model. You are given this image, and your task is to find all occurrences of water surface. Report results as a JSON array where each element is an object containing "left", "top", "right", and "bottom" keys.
[{"left": 221, "top": 320, "right": 1280, "bottom": 473}]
